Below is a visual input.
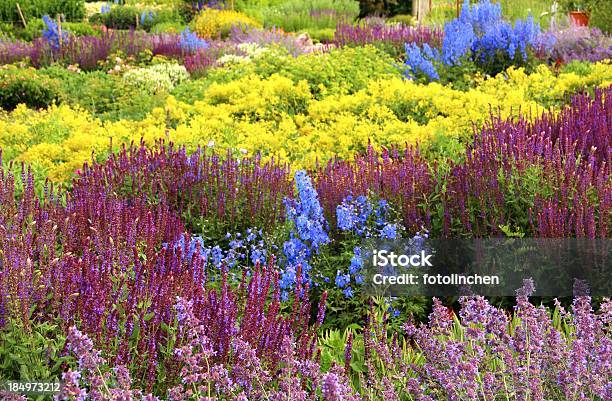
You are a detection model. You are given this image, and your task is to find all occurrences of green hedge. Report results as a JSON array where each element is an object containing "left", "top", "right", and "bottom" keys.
[
  {"left": 0, "top": 0, "right": 85, "bottom": 23},
  {"left": 0, "top": 66, "right": 63, "bottom": 111}
]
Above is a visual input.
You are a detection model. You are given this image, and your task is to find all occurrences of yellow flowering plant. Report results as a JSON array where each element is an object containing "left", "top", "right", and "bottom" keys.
[
  {"left": 1, "top": 62, "right": 610, "bottom": 185},
  {"left": 191, "top": 9, "right": 261, "bottom": 39}
]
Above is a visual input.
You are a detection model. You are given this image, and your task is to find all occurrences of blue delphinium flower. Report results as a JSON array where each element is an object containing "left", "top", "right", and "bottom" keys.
[
  {"left": 140, "top": 11, "right": 155, "bottom": 26},
  {"left": 460, "top": 0, "right": 501, "bottom": 32},
  {"left": 180, "top": 27, "right": 210, "bottom": 53},
  {"left": 380, "top": 223, "right": 398, "bottom": 240},
  {"left": 404, "top": 42, "right": 440, "bottom": 81},
  {"left": 100, "top": 3, "right": 111, "bottom": 14},
  {"left": 281, "top": 170, "right": 330, "bottom": 293},
  {"left": 336, "top": 195, "right": 400, "bottom": 239},
  {"left": 42, "top": 15, "right": 68, "bottom": 50},
  {"left": 420, "top": 0, "right": 541, "bottom": 74},
  {"left": 513, "top": 15, "right": 539, "bottom": 60},
  {"left": 335, "top": 271, "right": 351, "bottom": 288},
  {"left": 336, "top": 195, "right": 372, "bottom": 236},
  {"left": 441, "top": 18, "right": 475, "bottom": 65},
  {"left": 162, "top": 227, "right": 267, "bottom": 273},
  {"left": 335, "top": 195, "right": 406, "bottom": 298},
  {"left": 349, "top": 247, "right": 363, "bottom": 274}
]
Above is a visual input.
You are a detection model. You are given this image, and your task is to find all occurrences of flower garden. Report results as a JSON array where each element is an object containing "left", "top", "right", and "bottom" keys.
[{"left": 0, "top": 0, "right": 610, "bottom": 399}]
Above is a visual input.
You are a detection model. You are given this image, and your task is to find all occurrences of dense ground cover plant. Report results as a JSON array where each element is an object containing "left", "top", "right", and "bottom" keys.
[
  {"left": 1, "top": 59, "right": 609, "bottom": 184},
  {"left": 191, "top": 8, "right": 261, "bottom": 39},
  {"left": 0, "top": 159, "right": 324, "bottom": 395},
  {"left": 73, "top": 143, "right": 293, "bottom": 235},
  {"left": 38, "top": 65, "right": 169, "bottom": 120},
  {"left": 338, "top": 283, "right": 612, "bottom": 400},
  {"left": 316, "top": 86, "right": 611, "bottom": 238},
  {"left": 0, "top": 0, "right": 610, "bottom": 400},
  {"left": 0, "top": 65, "right": 63, "bottom": 111}
]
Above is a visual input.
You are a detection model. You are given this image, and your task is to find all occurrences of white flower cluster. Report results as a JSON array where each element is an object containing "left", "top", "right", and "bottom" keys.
[
  {"left": 216, "top": 42, "right": 269, "bottom": 66},
  {"left": 122, "top": 63, "right": 190, "bottom": 94}
]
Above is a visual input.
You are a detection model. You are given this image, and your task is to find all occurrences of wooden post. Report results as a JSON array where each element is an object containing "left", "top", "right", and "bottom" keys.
[
  {"left": 57, "top": 14, "right": 62, "bottom": 47},
  {"left": 136, "top": 14, "right": 139, "bottom": 29},
  {"left": 16, "top": 3, "right": 27, "bottom": 28}
]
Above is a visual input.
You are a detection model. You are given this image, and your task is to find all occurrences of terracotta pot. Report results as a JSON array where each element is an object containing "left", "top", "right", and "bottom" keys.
[{"left": 569, "top": 11, "right": 590, "bottom": 26}]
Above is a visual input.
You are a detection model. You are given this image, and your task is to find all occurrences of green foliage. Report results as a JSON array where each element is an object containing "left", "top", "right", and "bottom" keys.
[
  {"left": 560, "top": 60, "right": 595, "bottom": 76},
  {"left": 239, "top": 0, "right": 358, "bottom": 32},
  {"left": 557, "top": 0, "right": 599, "bottom": 12},
  {"left": 14, "top": 19, "right": 99, "bottom": 40},
  {"left": 0, "top": 66, "right": 63, "bottom": 111},
  {"left": 0, "top": 0, "right": 85, "bottom": 23},
  {"left": 206, "top": 45, "right": 403, "bottom": 98},
  {"left": 89, "top": 6, "right": 141, "bottom": 29},
  {"left": 39, "top": 66, "right": 167, "bottom": 121},
  {"left": 356, "top": 0, "right": 412, "bottom": 18},
  {"left": 319, "top": 327, "right": 365, "bottom": 373},
  {"left": 589, "top": 1, "right": 611, "bottom": 33},
  {"left": 89, "top": 4, "right": 181, "bottom": 31},
  {"left": 307, "top": 27, "right": 336, "bottom": 43},
  {"left": 150, "top": 21, "right": 186, "bottom": 33},
  {"left": 0, "top": 318, "right": 73, "bottom": 382},
  {"left": 63, "top": 21, "right": 100, "bottom": 36},
  {"left": 498, "top": 0, "right": 552, "bottom": 29},
  {"left": 171, "top": 78, "right": 215, "bottom": 104},
  {"left": 0, "top": 22, "right": 16, "bottom": 40},
  {"left": 7, "top": 19, "right": 45, "bottom": 42},
  {"left": 388, "top": 13, "right": 415, "bottom": 25}
]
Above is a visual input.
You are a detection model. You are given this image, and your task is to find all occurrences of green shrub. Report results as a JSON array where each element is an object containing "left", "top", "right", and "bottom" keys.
[
  {"left": 89, "top": 6, "right": 140, "bottom": 29},
  {"left": 389, "top": 13, "right": 415, "bottom": 25},
  {"left": 90, "top": 6, "right": 182, "bottom": 31},
  {"left": 239, "top": 0, "right": 358, "bottom": 32},
  {"left": 589, "top": 1, "right": 611, "bottom": 33},
  {"left": 356, "top": 0, "right": 412, "bottom": 18},
  {"left": 0, "top": 0, "right": 85, "bottom": 23},
  {"left": 9, "top": 19, "right": 45, "bottom": 42},
  {"left": 0, "top": 22, "right": 16, "bottom": 40},
  {"left": 560, "top": 60, "right": 595, "bottom": 76},
  {"left": 307, "top": 27, "right": 335, "bottom": 43},
  {"left": 63, "top": 21, "right": 98, "bottom": 36},
  {"left": 0, "top": 66, "right": 63, "bottom": 111},
  {"left": 171, "top": 78, "right": 214, "bottom": 104},
  {"left": 206, "top": 45, "right": 403, "bottom": 98},
  {"left": 11, "top": 18, "right": 96, "bottom": 41},
  {"left": 151, "top": 21, "right": 186, "bottom": 34},
  {"left": 39, "top": 66, "right": 167, "bottom": 121}
]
